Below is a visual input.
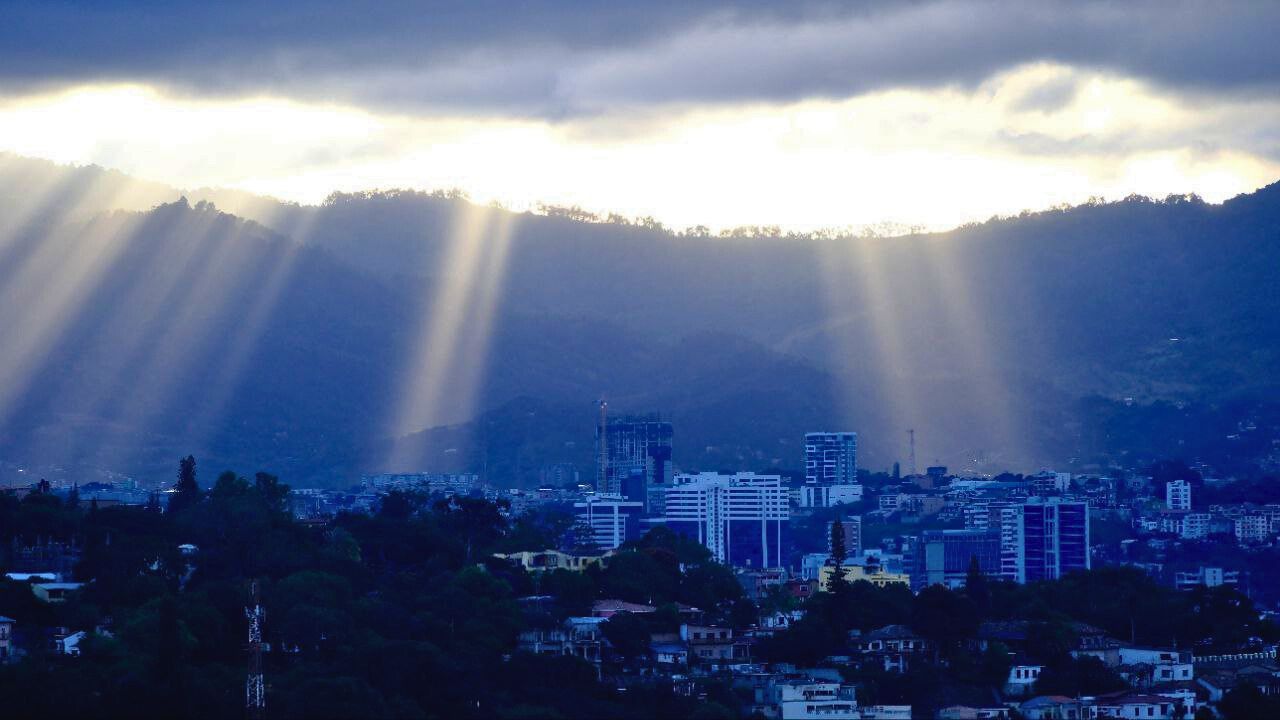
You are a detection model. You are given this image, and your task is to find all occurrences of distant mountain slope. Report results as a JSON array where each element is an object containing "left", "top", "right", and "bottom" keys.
[
  {"left": 290, "top": 184, "right": 1280, "bottom": 473},
  {"left": 0, "top": 154, "right": 1277, "bottom": 486}
]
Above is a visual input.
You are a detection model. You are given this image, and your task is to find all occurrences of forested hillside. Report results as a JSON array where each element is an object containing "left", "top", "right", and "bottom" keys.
[{"left": 1, "top": 155, "right": 1277, "bottom": 486}]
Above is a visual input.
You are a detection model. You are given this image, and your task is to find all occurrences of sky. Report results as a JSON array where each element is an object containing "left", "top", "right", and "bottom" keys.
[{"left": 1, "top": 0, "right": 1278, "bottom": 232}]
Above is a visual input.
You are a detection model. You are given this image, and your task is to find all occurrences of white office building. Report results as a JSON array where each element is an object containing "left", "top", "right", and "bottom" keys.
[
  {"left": 1166, "top": 480, "right": 1192, "bottom": 511},
  {"left": 573, "top": 497, "right": 644, "bottom": 551},
  {"left": 662, "top": 473, "right": 789, "bottom": 568},
  {"left": 799, "top": 483, "right": 864, "bottom": 508}
]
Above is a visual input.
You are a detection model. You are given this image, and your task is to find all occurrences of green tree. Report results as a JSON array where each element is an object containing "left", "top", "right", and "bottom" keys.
[
  {"left": 168, "top": 455, "right": 202, "bottom": 515},
  {"left": 964, "top": 555, "right": 990, "bottom": 616},
  {"left": 1035, "top": 656, "right": 1126, "bottom": 697},
  {"left": 602, "top": 611, "right": 651, "bottom": 660},
  {"left": 911, "top": 585, "right": 979, "bottom": 656},
  {"left": 828, "top": 517, "right": 849, "bottom": 594},
  {"left": 830, "top": 517, "right": 847, "bottom": 567},
  {"left": 1219, "top": 684, "right": 1280, "bottom": 720},
  {"left": 979, "top": 641, "right": 1014, "bottom": 687}
]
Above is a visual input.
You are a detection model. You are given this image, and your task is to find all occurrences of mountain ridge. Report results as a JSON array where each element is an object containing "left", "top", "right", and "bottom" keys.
[{"left": 1, "top": 154, "right": 1277, "bottom": 486}]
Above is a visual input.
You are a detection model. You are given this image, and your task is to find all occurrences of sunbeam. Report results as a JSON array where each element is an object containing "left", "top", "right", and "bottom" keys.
[
  {"left": 811, "top": 234, "right": 924, "bottom": 469},
  {"left": 0, "top": 211, "right": 136, "bottom": 428},
  {"left": 84, "top": 209, "right": 276, "bottom": 471},
  {"left": 385, "top": 202, "right": 518, "bottom": 470},
  {"left": 184, "top": 209, "right": 318, "bottom": 449},
  {"left": 916, "top": 233, "right": 1032, "bottom": 471},
  {"left": 51, "top": 202, "right": 232, "bottom": 464}
]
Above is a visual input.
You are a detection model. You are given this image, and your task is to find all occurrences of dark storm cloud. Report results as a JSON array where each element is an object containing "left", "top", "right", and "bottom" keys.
[{"left": 1, "top": 0, "right": 1277, "bottom": 116}]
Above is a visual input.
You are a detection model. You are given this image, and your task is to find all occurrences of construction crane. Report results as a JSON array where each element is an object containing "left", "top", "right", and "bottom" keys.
[{"left": 246, "top": 580, "right": 265, "bottom": 719}]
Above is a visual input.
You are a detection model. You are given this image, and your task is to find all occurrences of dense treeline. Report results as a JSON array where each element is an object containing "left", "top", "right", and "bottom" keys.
[
  {"left": 0, "top": 460, "right": 747, "bottom": 719},
  {"left": 758, "top": 561, "right": 1278, "bottom": 717}
]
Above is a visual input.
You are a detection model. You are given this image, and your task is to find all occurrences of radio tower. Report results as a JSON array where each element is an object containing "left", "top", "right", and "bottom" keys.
[
  {"left": 246, "top": 580, "right": 265, "bottom": 719},
  {"left": 907, "top": 429, "right": 917, "bottom": 477},
  {"left": 597, "top": 399, "right": 608, "bottom": 492}
]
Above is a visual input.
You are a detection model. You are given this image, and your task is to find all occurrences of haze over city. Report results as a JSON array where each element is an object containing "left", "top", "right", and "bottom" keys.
[{"left": 2, "top": 2, "right": 1280, "bottom": 719}]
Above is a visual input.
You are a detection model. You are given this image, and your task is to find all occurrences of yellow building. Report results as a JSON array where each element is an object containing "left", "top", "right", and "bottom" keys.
[
  {"left": 817, "top": 564, "right": 910, "bottom": 592},
  {"left": 494, "top": 549, "right": 610, "bottom": 572}
]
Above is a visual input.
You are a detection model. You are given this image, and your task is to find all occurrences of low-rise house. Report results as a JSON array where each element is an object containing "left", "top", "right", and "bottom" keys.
[
  {"left": 878, "top": 494, "right": 903, "bottom": 512},
  {"left": 590, "top": 599, "right": 701, "bottom": 620},
  {"left": 31, "top": 582, "right": 84, "bottom": 603},
  {"left": 1092, "top": 692, "right": 1180, "bottom": 718},
  {"left": 1019, "top": 695, "right": 1088, "bottom": 720},
  {"left": 774, "top": 680, "right": 858, "bottom": 719},
  {"left": 760, "top": 609, "right": 806, "bottom": 630},
  {"left": 898, "top": 495, "right": 945, "bottom": 518},
  {"left": 4, "top": 572, "right": 59, "bottom": 582},
  {"left": 852, "top": 625, "right": 932, "bottom": 672},
  {"left": 1071, "top": 624, "right": 1123, "bottom": 666},
  {"left": 681, "top": 624, "right": 749, "bottom": 664},
  {"left": 818, "top": 562, "right": 911, "bottom": 592},
  {"left": 737, "top": 568, "right": 787, "bottom": 601},
  {"left": 54, "top": 630, "right": 86, "bottom": 656},
  {"left": 784, "top": 578, "right": 816, "bottom": 601},
  {"left": 494, "top": 549, "right": 610, "bottom": 573},
  {"left": 1196, "top": 662, "right": 1280, "bottom": 703},
  {"left": 516, "top": 626, "right": 569, "bottom": 656},
  {"left": 0, "top": 616, "right": 13, "bottom": 662},
  {"left": 1174, "top": 566, "right": 1240, "bottom": 591},
  {"left": 858, "top": 706, "right": 913, "bottom": 719},
  {"left": 1118, "top": 647, "right": 1191, "bottom": 667},
  {"left": 650, "top": 641, "right": 688, "bottom": 668},
  {"left": 772, "top": 680, "right": 859, "bottom": 720},
  {"left": 937, "top": 706, "right": 1012, "bottom": 719},
  {"left": 733, "top": 667, "right": 783, "bottom": 716},
  {"left": 1004, "top": 664, "right": 1043, "bottom": 697},
  {"left": 1118, "top": 660, "right": 1193, "bottom": 688},
  {"left": 591, "top": 599, "right": 655, "bottom": 618},
  {"left": 564, "top": 617, "right": 607, "bottom": 665}
]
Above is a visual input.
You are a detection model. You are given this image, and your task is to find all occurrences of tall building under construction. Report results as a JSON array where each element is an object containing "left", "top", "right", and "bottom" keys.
[{"left": 595, "top": 410, "right": 673, "bottom": 510}]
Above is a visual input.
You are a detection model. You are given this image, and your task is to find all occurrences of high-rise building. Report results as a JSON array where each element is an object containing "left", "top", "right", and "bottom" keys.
[
  {"left": 1166, "top": 480, "right": 1192, "bottom": 511},
  {"left": 573, "top": 497, "right": 645, "bottom": 551},
  {"left": 660, "top": 472, "right": 789, "bottom": 568},
  {"left": 596, "top": 413, "right": 673, "bottom": 502},
  {"left": 999, "top": 499, "right": 1090, "bottom": 583},
  {"left": 912, "top": 529, "right": 1001, "bottom": 591},
  {"left": 828, "top": 517, "right": 862, "bottom": 558},
  {"left": 805, "top": 432, "right": 857, "bottom": 485}
]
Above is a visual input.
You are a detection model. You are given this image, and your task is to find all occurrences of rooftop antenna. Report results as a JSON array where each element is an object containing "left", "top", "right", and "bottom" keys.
[
  {"left": 907, "top": 429, "right": 917, "bottom": 477},
  {"left": 246, "top": 580, "right": 265, "bottom": 719}
]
